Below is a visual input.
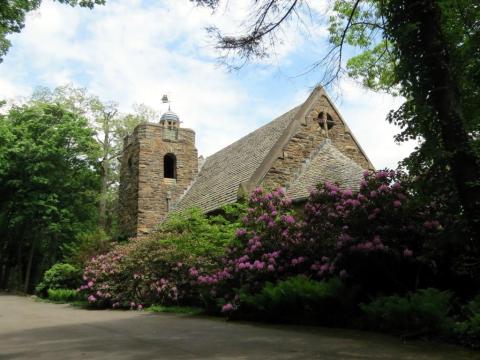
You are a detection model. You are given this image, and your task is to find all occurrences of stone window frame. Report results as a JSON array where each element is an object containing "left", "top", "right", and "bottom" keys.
[{"left": 317, "top": 111, "right": 335, "bottom": 130}]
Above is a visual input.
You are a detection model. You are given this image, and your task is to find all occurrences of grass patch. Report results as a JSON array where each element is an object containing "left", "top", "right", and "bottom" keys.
[
  {"left": 47, "top": 288, "right": 81, "bottom": 303},
  {"left": 69, "top": 300, "right": 89, "bottom": 308},
  {"left": 34, "top": 293, "right": 89, "bottom": 308},
  {"left": 146, "top": 305, "right": 204, "bottom": 315}
]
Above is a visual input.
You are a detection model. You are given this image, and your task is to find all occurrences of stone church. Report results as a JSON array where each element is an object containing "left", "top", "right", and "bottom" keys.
[{"left": 118, "top": 86, "right": 374, "bottom": 238}]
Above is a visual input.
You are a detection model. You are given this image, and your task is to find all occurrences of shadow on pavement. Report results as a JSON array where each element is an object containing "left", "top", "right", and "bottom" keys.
[{"left": 1, "top": 309, "right": 478, "bottom": 360}]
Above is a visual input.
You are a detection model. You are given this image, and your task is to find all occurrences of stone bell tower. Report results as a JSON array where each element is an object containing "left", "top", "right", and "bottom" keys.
[{"left": 118, "top": 98, "right": 198, "bottom": 238}]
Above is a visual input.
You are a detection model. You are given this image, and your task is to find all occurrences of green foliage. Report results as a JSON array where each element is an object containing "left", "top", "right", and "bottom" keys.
[
  {"left": 47, "top": 288, "right": 81, "bottom": 303},
  {"left": 81, "top": 207, "right": 244, "bottom": 308},
  {"left": 31, "top": 84, "right": 157, "bottom": 236},
  {"left": 157, "top": 206, "right": 244, "bottom": 259},
  {"left": 328, "top": 0, "right": 399, "bottom": 94},
  {"left": 146, "top": 305, "right": 204, "bottom": 315},
  {"left": 62, "top": 229, "right": 113, "bottom": 267},
  {"left": 360, "top": 288, "right": 453, "bottom": 335},
  {"left": 239, "top": 276, "right": 350, "bottom": 324},
  {"left": 454, "top": 296, "right": 480, "bottom": 348},
  {"left": 0, "top": 102, "right": 100, "bottom": 291},
  {"left": 345, "top": 40, "right": 398, "bottom": 94},
  {"left": 35, "top": 263, "right": 82, "bottom": 297}
]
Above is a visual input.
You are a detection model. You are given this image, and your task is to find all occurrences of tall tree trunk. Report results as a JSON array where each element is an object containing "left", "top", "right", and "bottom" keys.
[
  {"left": 0, "top": 264, "right": 6, "bottom": 289},
  {"left": 99, "top": 123, "right": 110, "bottom": 230},
  {"left": 0, "top": 238, "right": 8, "bottom": 288},
  {"left": 99, "top": 156, "right": 109, "bottom": 229},
  {"left": 24, "top": 241, "right": 35, "bottom": 293},
  {"left": 390, "top": 0, "right": 480, "bottom": 241}
]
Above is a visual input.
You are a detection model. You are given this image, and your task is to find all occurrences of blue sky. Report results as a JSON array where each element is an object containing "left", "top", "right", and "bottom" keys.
[{"left": 0, "top": 0, "right": 415, "bottom": 168}]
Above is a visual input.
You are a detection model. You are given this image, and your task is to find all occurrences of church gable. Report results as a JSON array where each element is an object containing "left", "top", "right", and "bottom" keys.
[{"left": 261, "top": 88, "right": 373, "bottom": 192}]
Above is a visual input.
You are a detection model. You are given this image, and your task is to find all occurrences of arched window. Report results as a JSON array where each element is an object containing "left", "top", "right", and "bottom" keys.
[{"left": 164, "top": 153, "right": 176, "bottom": 179}]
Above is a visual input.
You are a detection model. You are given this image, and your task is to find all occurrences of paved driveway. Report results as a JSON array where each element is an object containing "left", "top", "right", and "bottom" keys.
[{"left": 0, "top": 294, "right": 478, "bottom": 359}]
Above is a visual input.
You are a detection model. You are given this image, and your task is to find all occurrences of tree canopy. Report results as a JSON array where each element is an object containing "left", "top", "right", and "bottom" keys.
[
  {"left": 31, "top": 84, "right": 151, "bottom": 233},
  {"left": 0, "top": 102, "right": 100, "bottom": 291}
]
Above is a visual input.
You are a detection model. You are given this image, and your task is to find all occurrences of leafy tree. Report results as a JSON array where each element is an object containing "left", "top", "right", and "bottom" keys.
[
  {"left": 196, "top": 0, "right": 480, "bottom": 242},
  {"left": 0, "top": 102, "right": 100, "bottom": 292},
  {"left": 0, "top": 0, "right": 105, "bottom": 63},
  {"left": 31, "top": 85, "right": 151, "bottom": 234}
]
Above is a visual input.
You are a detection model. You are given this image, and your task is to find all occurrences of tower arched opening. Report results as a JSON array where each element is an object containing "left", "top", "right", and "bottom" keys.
[{"left": 164, "top": 153, "right": 176, "bottom": 179}]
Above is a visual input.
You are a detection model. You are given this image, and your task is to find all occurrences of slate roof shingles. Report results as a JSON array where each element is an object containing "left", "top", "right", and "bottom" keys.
[{"left": 174, "top": 107, "right": 298, "bottom": 213}]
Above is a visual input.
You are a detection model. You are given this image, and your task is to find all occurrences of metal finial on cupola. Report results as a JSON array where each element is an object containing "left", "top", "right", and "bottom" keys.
[{"left": 160, "top": 94, "right": 180, "bottom": 128}]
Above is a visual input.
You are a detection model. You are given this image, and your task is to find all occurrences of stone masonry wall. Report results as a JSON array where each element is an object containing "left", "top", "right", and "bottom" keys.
[
  {"left": 118, "top": 131, "right": 140, "bottom": 238},
  {"left": 118, "top": 123, "right": 198, "bottom": 238},
  {"left": 261, "top": 95, "right": 373, "bottom": 191}
]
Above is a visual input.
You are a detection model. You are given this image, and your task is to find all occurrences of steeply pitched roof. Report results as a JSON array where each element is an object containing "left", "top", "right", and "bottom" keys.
[
  {"left": 174, "top": 86, "right": 370, "bottom": 214},
  {"left": 174, "top": 107, "right": 299, "bottom": 213},
  {"left": 287, "top": 139, "right": 364, "bottom": 200}
]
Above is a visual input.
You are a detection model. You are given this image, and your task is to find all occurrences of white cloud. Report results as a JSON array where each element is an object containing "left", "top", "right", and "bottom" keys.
[
  {"left": 0, "top": 79, "right": 31, "bottom": 100},
  {"left": 0, "top": 0, "right": 413, "bottom": 169}
]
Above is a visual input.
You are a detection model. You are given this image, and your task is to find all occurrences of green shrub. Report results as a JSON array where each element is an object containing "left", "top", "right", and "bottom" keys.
[
  {"left": 62, "top": 229, "right": 113, "bottom": 267},
  {"left": 360, "top": 288, "right": 453, "bottom": 335},
  {"left": 35, "top": 263, "right": 82, "bottom": 297},
  {"left": 47, "top": 289, "right": 81, "bottom": 303},
  {"left": 238, "top": 276, "right": 351, "bottom": 325},
  {"left": 158, "top": 207, "right": 244, "bottom": 259},
  {"left": 80, "top": 207, "right": 245, "bottom": 309},
  {"left": 454, "top": 295, "right": 480, "bottom": 348}
]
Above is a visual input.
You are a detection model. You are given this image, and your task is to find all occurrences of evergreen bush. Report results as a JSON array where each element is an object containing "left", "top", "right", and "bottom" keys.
[
  {"left": 35, "top": 263, "right": 82, "bottom": 297},
  {"left": 454, "top": 295, "right": 480, "bottom": 348},
  {"left": 360, "top": 288, "right": 453, "bottom": 335},
  {"left": 238, "top": 276, "right": 350, "bottom": 324}
]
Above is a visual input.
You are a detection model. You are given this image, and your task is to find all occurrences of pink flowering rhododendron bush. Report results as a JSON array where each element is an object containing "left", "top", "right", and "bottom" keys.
[
  {"left": 302, "top": 170, "right": 444, "bottom": 296},
  {"left": 80, "top": 170, "right": 462, "bottom": 316},
  {"left": 192, "top": 170, "right": 446, "bottom": 314},
  {"left": 79, "top": 207, "right": 244, "bottom": 309},
  {"left": 191, "top": 187, "right": 306, "bottom": 312}
]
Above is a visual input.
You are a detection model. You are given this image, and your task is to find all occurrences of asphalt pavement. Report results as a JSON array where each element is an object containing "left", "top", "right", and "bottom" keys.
[{"left": 0, "top": 294, "right": 478, "bottom": 359}]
